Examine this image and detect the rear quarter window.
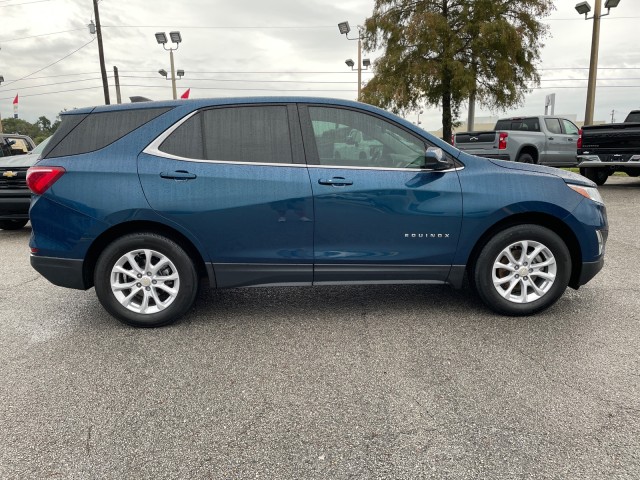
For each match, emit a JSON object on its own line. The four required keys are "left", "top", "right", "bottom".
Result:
{"left": 43, "top": 107, "right": 171, "bottom": 159}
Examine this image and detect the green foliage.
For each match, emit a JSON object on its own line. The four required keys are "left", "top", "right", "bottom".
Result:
{"left": 1, "top": 115, "right": 60, "bottom": 144}
{"left": 361, "top": 0, "right": 555, "bottom": 142}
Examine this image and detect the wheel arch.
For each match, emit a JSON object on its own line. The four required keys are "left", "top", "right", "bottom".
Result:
{"left": 516, "top": 145, "right": 539, "bottom": 163}
{"left": 466, "top": 212, "right": 583, "bottom": 289}
{"left": 82, "top": 220, "right": 211, "bottom": 289}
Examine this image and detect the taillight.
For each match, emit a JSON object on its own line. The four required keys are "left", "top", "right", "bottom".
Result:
{"left": 577, "top": 128, "right": 583, "bottom": 149}
{"left": 26, "top": 166, "right": 66, "bottom": 195}
{"left": 498, "top": 132, "right": 508, "bottom": 150}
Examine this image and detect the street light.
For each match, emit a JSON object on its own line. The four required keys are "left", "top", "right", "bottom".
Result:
{"left": 338, "top": 21, "right": 369, "bottom": 101}
{"left": 155, "top": 30, "right": 182, "bottom": 100}
{"left": 575, "top": 0, "right": 621, "bottom": 125}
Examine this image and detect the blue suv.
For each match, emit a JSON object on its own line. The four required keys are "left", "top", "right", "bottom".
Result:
{"left": 27, "top": 97, "right": 607, "bottom": 327}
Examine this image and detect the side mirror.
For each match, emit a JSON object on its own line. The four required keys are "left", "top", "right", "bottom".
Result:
{"left": 422, "top": 147, "right": 451, "bottom": 170}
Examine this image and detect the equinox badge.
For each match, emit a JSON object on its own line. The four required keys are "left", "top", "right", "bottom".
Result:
{"left": 405, "top": 233, "right": 450, "bottom": 238}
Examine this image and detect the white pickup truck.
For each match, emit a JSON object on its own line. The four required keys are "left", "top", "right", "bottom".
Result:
{"left": 453, "top": 116, "right": 580, "bottom": 167}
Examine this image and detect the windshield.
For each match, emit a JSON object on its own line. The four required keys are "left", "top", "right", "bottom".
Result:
{"left": 31, "top": 136, "right": 51, "bottom": 155}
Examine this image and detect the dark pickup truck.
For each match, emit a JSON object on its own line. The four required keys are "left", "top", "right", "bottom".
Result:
{"left": 577, "top": 110, "right": 640, "bottom": 185}
{"left": 0, "top": 133, "right": 39, "bottom": 230}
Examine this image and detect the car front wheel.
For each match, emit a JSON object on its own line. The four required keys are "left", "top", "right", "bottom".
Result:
{"left": 94, "top": 233, "right": 198, "bottom": 327}
{"left": 472, "top": 225, "right": 571, "bottom": 316}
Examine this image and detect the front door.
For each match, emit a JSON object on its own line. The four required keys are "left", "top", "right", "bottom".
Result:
{"left": 300, "top": 105, "right": 463, "bottom": 284}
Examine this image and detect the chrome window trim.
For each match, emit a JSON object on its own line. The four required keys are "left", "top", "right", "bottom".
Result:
{"left": 143, "top": 110, "right": 463, "bottom": 173}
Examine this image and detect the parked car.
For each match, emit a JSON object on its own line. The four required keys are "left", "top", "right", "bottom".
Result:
{"left": 453, "top": 115, "right": 580, "bottom": 167}
{"left": 1, "top": 133, "right": 35, "bottom": 157}
{"left": 0, "top": 134, "right": 40, "bottom": 230}
{"left": 577, "top": 110, "right": 640, "bottom": 185}
{"left": 27, "top": 98, "right": 607, "bottom": 327}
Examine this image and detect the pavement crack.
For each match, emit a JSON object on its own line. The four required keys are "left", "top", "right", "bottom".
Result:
{"left": 85, "top": 425, "right": 92, "bottom": 456}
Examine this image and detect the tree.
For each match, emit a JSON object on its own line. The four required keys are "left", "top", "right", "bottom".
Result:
{"left": 361, "top": 0, "right": 555, "bottom": 142}
{"left": 1, "top": 115, "right": 61, "bottom": 144}
{"left": 36, "top": 116, "right": 52, "bottom": 134}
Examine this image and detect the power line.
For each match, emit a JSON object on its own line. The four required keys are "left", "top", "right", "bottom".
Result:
{"left": 0, "top": 38, "right": 95, "bottom": 88}
{"left": 0, "top": 28, "right": 85, "bottom": 43}
{"left": 102, "top": 24, "right": 335, "bottom": 30}
{"left": 121, "top": 70, "right": 374, "bottom": 75}
{"left": 546, "top": 16, "right": 640, "bottom": 21}
{"left": 118, "top": 84, "right": 356, "bottom": 92}
{"left": 0, "top": 85, "right": 103, "bottom": 100}
{"left": 1, "top": 77, "right": 103, "bottom": 91}
{"left": 118, "top": 75, "right": 358, "bottom": 84}
{"left": 5, "top": 82, "right": 640, "bottom": 102}
{"left": 0, "top": 0, "right": 52, "bottom": 7}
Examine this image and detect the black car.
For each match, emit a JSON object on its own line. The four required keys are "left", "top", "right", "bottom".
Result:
{"left": 0, "top": 134, "right": 43, "bottom": 230}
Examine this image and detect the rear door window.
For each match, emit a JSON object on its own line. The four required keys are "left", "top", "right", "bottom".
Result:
{"left": 159, "top": 105, "right": 293, "bottom": 164}
{"left": 544, "top": 118, "right": 562, "bottom": 135}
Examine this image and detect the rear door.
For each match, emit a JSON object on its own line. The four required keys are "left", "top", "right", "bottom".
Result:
{"left": 139, "top": 104, "right": 314, "bottom": 288}
{"left": 559, "top": 119, "right": 579, "bottom": 165}
{"left": 542, "top": 118, "right": 565, "bottom": 165}
{"left": 300, "top": 105, "right": 463, "bottom": 284}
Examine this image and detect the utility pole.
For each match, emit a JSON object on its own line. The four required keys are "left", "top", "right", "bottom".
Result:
{"left": 584, "top": 0, "right": 601, "bottom": 126}
{"left": 93, "top": 0, "right": 110, "bottom": 105}
{"left": 113, "top": 66, "right": 122, "bottom": 104}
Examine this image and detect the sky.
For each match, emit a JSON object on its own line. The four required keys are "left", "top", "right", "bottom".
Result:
{"left": 1, "top": 0, "right": 639, "bottom": 132}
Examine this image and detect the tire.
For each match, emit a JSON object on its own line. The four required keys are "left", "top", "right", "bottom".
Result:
{"left": 516, "top": 152, "right": 535, "bottom": 164}
{"left": 472, "top": 225, "right": 571, "bottom": 316}
{"left": 581, "top": 167, "right": 609, "bottom": 186}
{"left": 0, "top": 219, "right": 28, "bottom": 230}
{"left": 94, "top": 233, "right": 198, "bottom": 327}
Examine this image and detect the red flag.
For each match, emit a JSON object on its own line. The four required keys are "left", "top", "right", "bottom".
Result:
{"left": 13, "top": 94, "right": 18, "bottom": 105}
{"left": 180, "top": 88, "right": 190, "bottom": 99}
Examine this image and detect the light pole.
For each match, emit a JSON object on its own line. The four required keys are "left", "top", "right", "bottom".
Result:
{"left": 575, "top": 0, "right": 621, "bottom": 125}
{"left": 155, "top": 31, "right": 182, "bottom": 100}
{"left": 338, "top": 21, "right": 370, "bottom": 101}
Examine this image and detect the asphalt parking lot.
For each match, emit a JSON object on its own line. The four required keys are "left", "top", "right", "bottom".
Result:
{"left": 1, "top": 176, "right": 639, "bottom": 479}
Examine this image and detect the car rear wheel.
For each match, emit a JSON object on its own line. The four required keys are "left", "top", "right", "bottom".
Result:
{"left": 580, "top": 167, "right": 609, "bottom": 186}
{"left": 472, "top": 225, "right": 571, "bottom": 316}
{"left": 0, "top": 219, "right": 28, "bottom": 230}
{"left": 516, "top": 153, "right": 535, "bottom": 164}
{"left": 94, "top": 233, "right": 198, "bottom": 327}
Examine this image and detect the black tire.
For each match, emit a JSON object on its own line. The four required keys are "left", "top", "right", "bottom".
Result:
{"left": 472, "top": 225, "right": 571, "bottom": 316}
{"left": 581, "top": 167, "right": 609, "bottom": 186}
{"left": 516, "top": 152, "right": 535, "bottom": 164}
{"left": 94, "top": 233, "right": 198, "bottom": 327}
{"left": 0, "top": 219, "right": 28, "bottom": 230}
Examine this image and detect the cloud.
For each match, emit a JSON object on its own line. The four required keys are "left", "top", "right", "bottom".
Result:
{"left": 1, "top": 0, "right": 638, "bottom": 129}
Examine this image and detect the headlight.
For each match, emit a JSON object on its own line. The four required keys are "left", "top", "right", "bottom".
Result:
{"left": 568, "top": 184, "right": 604, "bottom": 205}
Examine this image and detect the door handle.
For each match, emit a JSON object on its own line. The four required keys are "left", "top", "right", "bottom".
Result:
{"left": 567, "top": 138, "right": 575, "bottom": 142}
{"left": 160, "top": 170, "right": 197, "bottom": 180}
{"left": 548, "top": 137, "right": 554, "bottom": 140}
{"left": 318, "top": 177, "right": 353, "bottom": 186}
